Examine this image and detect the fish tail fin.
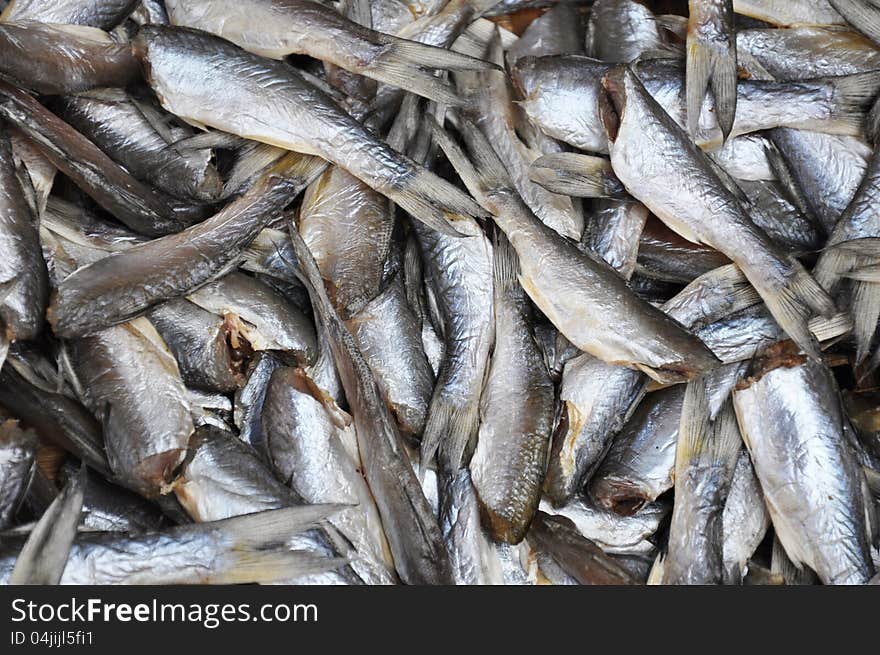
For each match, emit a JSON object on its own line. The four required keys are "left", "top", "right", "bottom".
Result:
{"left": 686, "top": 36, "right": 737, "bottom": 140}
{"left": 758, "top": 260, "right": 837, "bottom": 359}
{"left": 365, "top": 36, "right": 496, "bottom": 105}
{"left": 9, "top": 466, "right": 85, "bottom": 585}
{"left": 420, "top": 397, "right": 480, "bottom": 472}
{"left": 851, "top": 280, "right": 880, "bottom": 363}
{"left": 828, "top": 0, "right": 880, "bottom": 46}
{"left": 677, "top": 383, "right": 741, "bottom": 477}
{"left": 492, "top": 230, "right": 520, "bottom": 291}
{"left": 869, "top": 95, "right": 880, "bottom": 144}
{"left": 426, "top": 112, "right": 509, "bottom": 199}
{"left": 386, "top": 166, "right": 486, "bottom": 236}
{"left": 828, "top": 69, "right": 880, "bottom": 133}
{"left": 529, "top": 153, "right": 626, "bottom": 198}
{"left": 212, "top": 505, "right": 348, "bottom": 584}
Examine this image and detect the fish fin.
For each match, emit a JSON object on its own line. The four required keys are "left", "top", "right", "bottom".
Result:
{"left": 686, "top": 34, "right": 737, "bottom": 141}
{"left": 762, "top": 141, "right": 822, "bottom": 231}
{"left": 492, "top": 230, "right": 520, "bottom": 291}
{"left": 828, "top": 237, "right": 880, "bottom": 258}
{"left": 221, "top": 504, "right": 347, "bottom": 550}
{"left": 828, "top": 69, "right": 880, "bottom": 131}
{"left": 420, "top": 397, "right": 480, "bottom": 472}
{"left": 172, "top": 130, "right": 245, "bottom": 152}
{"left": 380, "top": 36, "right": 499, "bottom": 73}
{"left": 365, "top": 54, "right": 464, "bottom": 106}
{"left": 528, "top": 153, "right": 626, "bottom": 198}
{"left": 427, "top": 113, "right": 509, "bottom": 199}
{"left": 220, "top": 551, "right": 348, "bottom": 585}
{"left": 851, "top": 280, "right": 880, "bottom": 363}
{"left": 829, "top": 0, "right": 880, "bottom": 46}
{"left": 677, "top": 384, "right": 741, "bottom": 478}
{"left": 387, "top": 167, "right": 483, "bottom": 237}
{"left": 808, "top": 312, "right": 854, "bottom": 344}
{"left": 869, "top": 96, "right": 880, "bottom": 145}
{"left": 705, "top": 155, "right": 749, "bottom": 206}
{"left": 761, "top": 262, "right": 837, "bottom": 359}
{"left": 9, "top": 466, "right": 85, "bottom": 585}
{"left": 846, "top": 266, "right": 880, "bottom": 282}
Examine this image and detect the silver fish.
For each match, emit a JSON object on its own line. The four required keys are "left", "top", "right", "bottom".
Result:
{"left": 470, "top": 236, "right": 555, "bottom": 544}
{"left": 733, "top": 348, "right": 875, "bottom": 584}
{"left": 603, "top": 65, "right": 836, "bottom": 359}
{"left": 0, "top": 505, "right": 346, "bottom": 585}
{"left": 0, "top": 420, "right": 37, "bottom": 530}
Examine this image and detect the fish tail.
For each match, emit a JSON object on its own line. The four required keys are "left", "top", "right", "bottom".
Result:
{"left": 492, "top": 230, "right": 519, "bottom": 290}
{"left": 387, "top": 165, "right": 486, "bottom": 236}
{"left": 364, "top": 36, "right": 496, "bottom": 105}
{"left": 427, "top": 112, "right": 509, "bottom": 200}
{"left": 212, "top": 505, "right": 348, "bottom": 584}
{"left": 686, "top": 35, "right": 737, "bottom": 140}
{"left": 758, "top": 259, "right": 837, "bottom": 359}
{"left": 528, "top": 153, "right": 626, "bottom": 199}
{"left": 827, "top": 69, "right": 880, "bottom": 134}
{"left": 828, "top": 0, "right": 880, "bottom": 46}
{"left": 677, "top": 384, "right": 741, "bottom": 478}
{"left": 420, "top": 397, "right": 480, "bottom": 471}
{"left": 851, "top": 279, "right": 880, "bottom": 363}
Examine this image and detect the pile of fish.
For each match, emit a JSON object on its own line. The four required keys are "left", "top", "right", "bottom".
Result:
{"left": 0, "top": 0, "right": 879, "bottom": 586}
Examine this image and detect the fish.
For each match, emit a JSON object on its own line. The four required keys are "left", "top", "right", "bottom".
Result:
{"left": 830, "top": 0, "right": 880, "bottom": 46}
{"left": 527, "top": 512, "right": 638, "bottom": 585}
{"left": 66, "top": 317, "right": 194, "bottom": 498}
{"left": 0, "top": 420, "right": 37, "bottom": 530}
{"left": 732, "top": 0, "right": 845, "bottom": 27}
{"left": 470, "top": 235, "right": 555, "bottom": 544}
{"left": 813, "top": 150, "right": 880, "bottom": 364}
{"left": 147, "top": 298, "right": 244, "bottom": 394}
{"left": 0, "top": 127, "right": 48, "bottom": 346}
{"left": 186, "top": 272, "right": 317, "bottom": 363}
{"left": 0, "top": 363, "right": 109, "bottom": 478}
{"left": 737, "top": 26, "right": 880, "bottom": 80}
{"left": 513, "top": 55, "right": 879, "bottom": 154}
{"left": 768, "top": 129, "right": 869, "bottom": 235}
{"left": 540, "top": 497, "right": 668, "bottom": 556}
{"left": 261, "top": 365, "right": 398, "bottom": 584}
{"left": 47, "top": 153, "right": 325, "bottom": 338}
{"left": 414, "top": 212, "right": 494, "bottom": 469}
{"left": 439, "top": 465, "right": 505, "bottom": 584}
{"left": 544, "top": 263, "right": 755, "bottom": 506}
{"left": 345, "top": 270, "right": 435, "bottom": 437}
{"left": 0, "top": 505, "right": 346, "bottom": 585}
{"left": 163, "top": 0, "right": 496, "bottom": 105}
{"left": 602, "top": 65, "right": 836, "bottom": 359}
{"left": 662, "top": 386, "right": 741, "bottom": 584}
{"left": 0, "top": 0, "right": 139, "bottom": 29}
{"left": 174, "top": 425, "right": 361, "bottom": 585}
{"left": 430, "top": 114, "right": 720, "bottom": 384}
{"left": 687, "top": 0, "right": 737, "bottom": 141}
{"left": 636, "top": 218, "right": 731, "bottom": 283}
{"left": 462, "top": 27, "right": 584, "bottom": 239}
{"left": 0, "top": 21, "right": 139, "bottom": 95}
{"left": 586, "top": 0, "right": 671, "bottom": 64}
{"left": 289, "top": 224, "right": 455, "bottom": 584}
{"left": 0, "top": 82, "right": 209, "bottom": 237}
{"left": 9, "top": 468, "right": 84, "bottom": 585}
{"left": 59, "top": 90, "right": 222, "bottom": 203}
{"left": 733, "top": 345, "right": 876, "bottom": 584}
{"left": 721, "top": 448, "right": 770, "bottom": 584}
{"left": 504, "top": 1, "right": 584, "bottom": 63}
{"left": 132, "top": 26, "right": 485, "bottom": 236}
{"left": 589, "top": 386, "right": 685, "bottom": 516}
